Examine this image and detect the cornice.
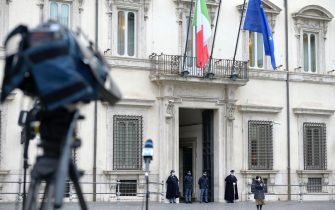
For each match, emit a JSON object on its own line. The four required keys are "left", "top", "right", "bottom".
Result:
{"left": 296, "top": 170, "right": 332, "bottom": 174}
{"left": 237, "top": 0, "right": 282, "bottom": 15}
{"left": 293, "top": 107, "right": 335, "bottom": 116}
{"left": 240, "top": 170, "right": 279, "bottom": 174}
{"left": 292, "top": 5, "right": 334, "bottom": 22}
{"left": 113, "top": 98, "right": 156, "bottom": 108}
{"left": 238, "top": 104, "right": 283, "bottom": 113}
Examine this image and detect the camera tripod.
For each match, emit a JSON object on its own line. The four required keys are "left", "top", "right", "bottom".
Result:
{"left": 21, "top": 106, "right": 88, "bottom": 210}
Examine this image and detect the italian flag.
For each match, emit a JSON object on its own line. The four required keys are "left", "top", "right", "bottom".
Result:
{"left": 193, "top": 0, "right": 211, "bottom": 68}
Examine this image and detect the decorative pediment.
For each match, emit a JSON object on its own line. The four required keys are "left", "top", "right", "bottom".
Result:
{"left": 238, "top": 104, "right": 283, "bottom": 113}
{"left": 293, "top": 107, "right": 335, "bottom": 116}
{"left": 292, "top": 5, "right": 334, "bottom": 22}
{"left": 106, "top": 0, "right": 151, "bottom": 19}
{"left": 173, "top": 0, "right": 219, "bottom": 25}
{"left": 237, "top": 0, "right": 281, "bottom": 15}
{"left": 237, "top": 0, "right": 281, "bottom": 31}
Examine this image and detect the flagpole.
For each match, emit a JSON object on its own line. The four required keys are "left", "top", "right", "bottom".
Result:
{"left": 182, "top": 0, "right": 194, "bottom": 75}
{"left": 231, "top": 0, "right": 247, "bottom": 79}
{"left": 207, "top": 0, "right": 222, "bottom": 77}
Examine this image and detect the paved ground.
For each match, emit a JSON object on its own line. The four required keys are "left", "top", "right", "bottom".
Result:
{"left": 1, "top": 201, "right": 335, "bottom": 210}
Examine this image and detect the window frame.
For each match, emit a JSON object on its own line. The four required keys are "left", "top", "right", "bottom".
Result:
{"left": 116, "top": 10, "right": 137, "bottom": 57}
{"left": 303, "top": 122, "right": 327, "bottom": 170}
{"left": 48, "top": 1, "right": 71, "bottom": 27}
{"left": 248, "top": 120, "right": 273, "bottom": 170}
{"left": 113, "top": 115, "right": 143, "bottom": 170}
{"left": 248, "top": 32, "right": 265, "bottom": 69}
{"left": 292, "top": 5, "right": 334, "bottom": 74}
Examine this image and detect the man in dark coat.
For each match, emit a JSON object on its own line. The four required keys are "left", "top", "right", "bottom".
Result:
{"left": 198, "top": 171, "right": 209, "bottom": 203}
{"left": 224, "top": 170, "right": 238, "bottom": 203}
{"left": 166, "top": 170, "right": 179, "bottom": 203}
{"left": 184, "top": 171, "right": 193, "bottom": 203}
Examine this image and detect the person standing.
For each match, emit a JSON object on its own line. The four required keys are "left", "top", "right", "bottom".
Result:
{"left": 253, "top": 176, "right": 265, "bottom": 210}
{"left": 166, "top": 170, "right": 179, "bottom": 203}
{"left": 198, "top": 171, "right": 209, "bottom": 203}
{"left": 184, "top": 171, "right": 193, "bottom": 203}
{"left": 224, "top": 170, "right": 238, "bottom": 203}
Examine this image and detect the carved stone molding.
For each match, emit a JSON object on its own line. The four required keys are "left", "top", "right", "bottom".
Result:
{"left": 36, "top": 0, "right": 44, "bottom": 9}
{"left": 166, "top": 100, "right": 175, "bottom": 119}
{"left": 237, "top": 0, "right": 281, "bottom": 32}
{"left": 78, "top": 0, "right": 84, "bottom": 13}
{"left": 226, "top": 103, "right": 236, "bottom": 121}
{"left": 293, "top": 107, "right": 335, "bottom": 116}
{"left": 238, "top": 104, "right": 283, "bottom": 113}
{"left": 106, "top": 0, "right": 151, "bottom": 20}
{"left": 173, "top": 0, "right": 219, "bottom": 26}
{"left": 113, "top": 98, "right": 155, "bottom": 108}
{"left": 292, "top": 5, "right": 334, "bottom": 39}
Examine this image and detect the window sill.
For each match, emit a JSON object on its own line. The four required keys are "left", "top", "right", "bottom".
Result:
{"left": 241, "top": 170, "right": 279, "bottom": 174}
{"left": 0, "top": 170, "right": 10, "bottom": 175}
{"left": 103, "top": 170, "right": 144, "bottom": 175}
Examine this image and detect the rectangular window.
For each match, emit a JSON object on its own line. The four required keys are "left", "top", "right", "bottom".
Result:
{"left": 249, "top": 32, "right": 264, "bottom": 69}
{"left": 49, "top": 1, "right": 70, "bottom": 27}
{"left": 307, "top": 178, "right": 322, "bottom": 193}
{"left": 117, "top": 180, "right": 137, "bottom": 196}
{"left": 117, "top": 10, "right": 136, "bottom": 57}
{"left": 248, "top": 121, "right": 273, "bottom": 170}
{"left": 303, "top": 123, "right": 327, "bottom": 170}
{"left": 303, "top": 33, "right": 318, "bottom": 73}
{"left": 113, "top": 115, "right": 142, "bottom": 170}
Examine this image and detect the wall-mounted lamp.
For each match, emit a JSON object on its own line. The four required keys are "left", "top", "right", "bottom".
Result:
{"left": 294, "top": 66, "right": 302, "bottom": 72}
{"left": 275, "top": 65, "right": 283, "bottom": 70}
{"left": 103, "top": 48, "right": 110, "bottom": 55}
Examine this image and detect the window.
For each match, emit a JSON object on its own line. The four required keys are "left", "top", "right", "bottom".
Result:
{"left": 117, "top": 180, "right": 137, "bottom": 196}
{"left": 307, "top": 178, "right": 322, "bottom": 193}
{"left": 249, "top": 32, "right": 264, "bottom": 68}
{"left": 49, "top": 1, "right": 70, "bottom": 27}
{"left": 303, "top": 33, "right": 317, "bottom": 73}
{"left": 303, "top": 123, "right": 327, "bottom": 170}
{"left": 248, "top": 121, "right": 273, "bottom": 170}
{"left": 117, "top": 11, "right": 136, "bottom": 57}
{"left": 292, "top": 5, "right": 333, "bottom": 74}
{"left": 113, "top": 115, "right": 142, "bottom": 170}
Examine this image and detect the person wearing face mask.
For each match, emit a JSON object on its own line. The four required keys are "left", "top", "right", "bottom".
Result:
{"left": 224, "top": 170, "right": 238, "bottom": 203}
{"left": 198, "top": 171, "right": 209, "bottom": 203}
{"left": 166, "top": 170, "right": 179, "bottom": 203}
{"left": 253, "top": 176, "right": 265, "bottom": 210}
{"left": 184, "top": 171, "right": 193, "bottom": 203}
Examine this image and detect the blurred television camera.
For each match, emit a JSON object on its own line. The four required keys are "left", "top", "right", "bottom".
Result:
{"left": 0, "top": 21, "right": 121, "bottom": 210}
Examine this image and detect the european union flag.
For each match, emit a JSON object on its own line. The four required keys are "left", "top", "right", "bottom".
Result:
{"left": 243, "top": 0, "right": 276, "bottom": 69}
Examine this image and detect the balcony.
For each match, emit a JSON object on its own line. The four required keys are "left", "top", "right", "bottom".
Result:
{"left": 149, "top": 53, "right": 249, "bottom": 85}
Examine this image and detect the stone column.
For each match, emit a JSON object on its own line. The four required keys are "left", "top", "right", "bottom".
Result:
{"left": 215, "top": 100, "right": 226, "bottom": 202}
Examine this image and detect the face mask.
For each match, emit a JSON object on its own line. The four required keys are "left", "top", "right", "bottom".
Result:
{"left": 172, "top": 173, "right": 175, "bottom": 176}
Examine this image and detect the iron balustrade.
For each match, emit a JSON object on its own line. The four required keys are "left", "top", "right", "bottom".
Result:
{"left": 1, "top": 180, "right": 335, "bottom": 202}
{"left": 149, "top": 53, "right": 248, "bottom": 80}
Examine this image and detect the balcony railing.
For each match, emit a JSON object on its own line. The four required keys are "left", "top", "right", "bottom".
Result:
{"left": 149, "top": 53, "right": 248, "bottom": 80}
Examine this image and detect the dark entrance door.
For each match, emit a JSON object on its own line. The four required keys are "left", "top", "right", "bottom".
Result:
{"left": 202, "top": 110, "right": 214, "bottom": 202}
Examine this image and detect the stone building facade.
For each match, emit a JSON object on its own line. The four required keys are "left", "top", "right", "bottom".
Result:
{"left": 0, "top": 0, "right": 335, "bottom": 202}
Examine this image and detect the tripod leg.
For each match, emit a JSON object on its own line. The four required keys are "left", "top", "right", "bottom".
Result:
{"left": 69, "top": 162, "right": 88, "bottom": 210}
{"left": 23, "top": 173, "right": 41, "bottom": 210}
{"left": 40, "top": 181, "right": 55, "bottom": 210}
